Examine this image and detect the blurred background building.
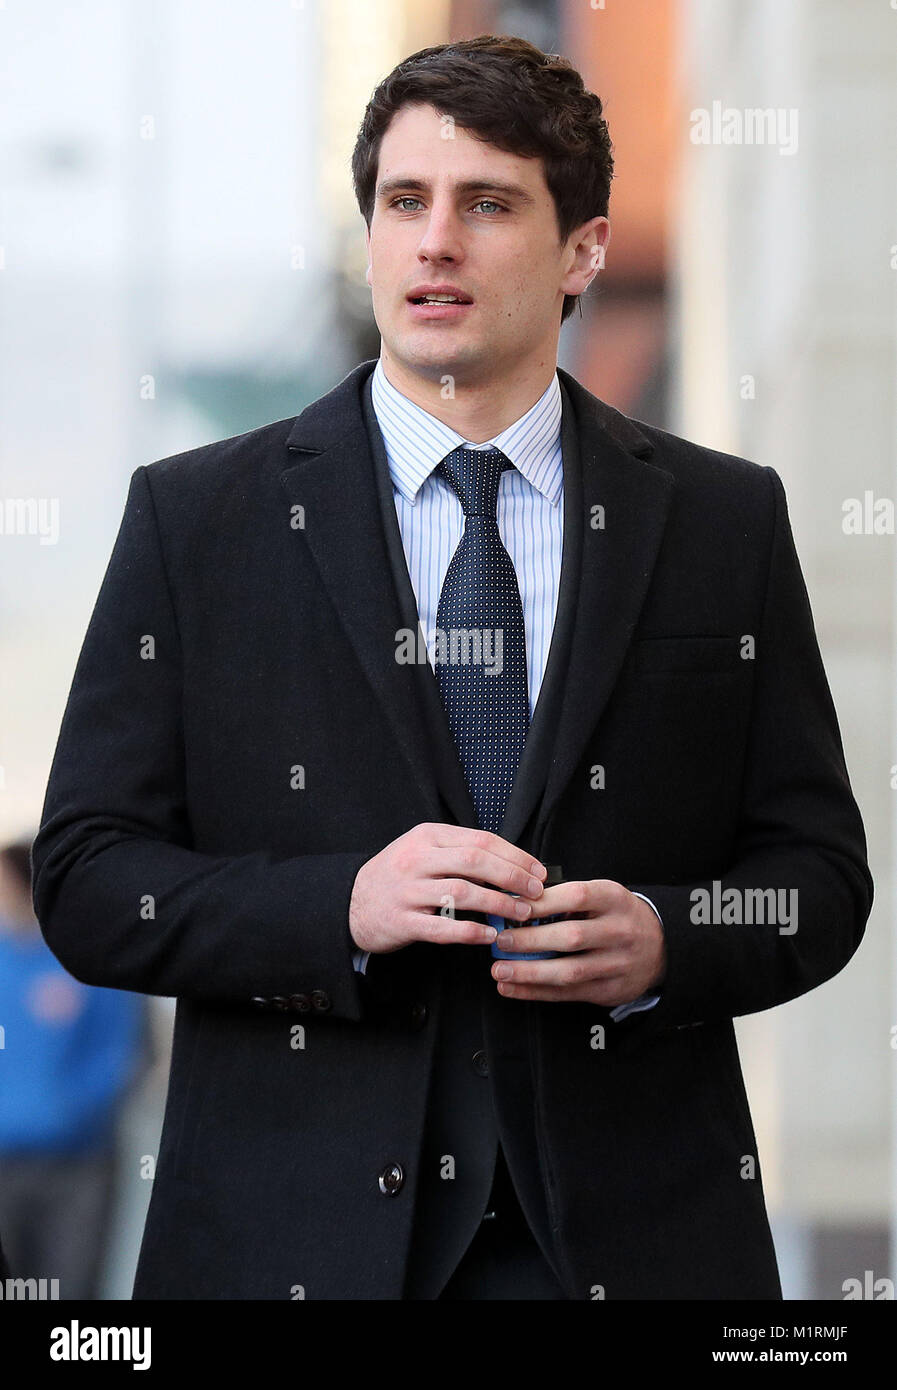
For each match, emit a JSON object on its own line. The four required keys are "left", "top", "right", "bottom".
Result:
{"left": 0, "top": 0, "right": 892, "bottom": 1298}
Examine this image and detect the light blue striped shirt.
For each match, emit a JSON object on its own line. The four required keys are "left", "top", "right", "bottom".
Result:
{"left": 370, "top": 356, "right": 564, "bottom": 719}
{"left": 353, "top": 357, "right": 660, "bottom": 1021}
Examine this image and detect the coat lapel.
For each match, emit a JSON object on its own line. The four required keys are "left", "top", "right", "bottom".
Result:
{"left": 279, "top": 362, "right": 451, "bottom": 822}
{"left": 358, "top": 373, "right": 484, "bottom": 829}
{"left": 279, "top": 359, "right": 675, "bottom": 847}
{"left": 528, "top": 369, "right": 675, "bottom": 837}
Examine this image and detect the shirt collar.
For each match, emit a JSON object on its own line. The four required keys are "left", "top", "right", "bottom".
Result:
{"left": 370, "top": 356, "right": 563, "bottom": 507}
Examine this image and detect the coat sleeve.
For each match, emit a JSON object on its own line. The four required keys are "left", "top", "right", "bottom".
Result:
{"left": 624, "top": 465, "right": 874, "bottom": 1031}
{"left": 31, "top": 465, "right": 373, "bottom": 1022}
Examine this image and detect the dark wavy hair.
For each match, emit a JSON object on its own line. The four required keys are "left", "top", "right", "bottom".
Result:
{"left": 351, "top": 34, "right": 614, "bottom": 324}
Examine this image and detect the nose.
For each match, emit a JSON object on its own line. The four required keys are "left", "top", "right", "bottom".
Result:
{"left": 416, "top": 199, "right": 465, "bottom": 264}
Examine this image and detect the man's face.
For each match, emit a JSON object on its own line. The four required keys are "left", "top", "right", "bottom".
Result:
{"left": 365, "top": 102, "right": 605, "bottom": 387}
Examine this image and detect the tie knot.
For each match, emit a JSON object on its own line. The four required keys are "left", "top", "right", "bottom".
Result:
{"left": 435, "top": 446, "right": 513, "bottom": 518}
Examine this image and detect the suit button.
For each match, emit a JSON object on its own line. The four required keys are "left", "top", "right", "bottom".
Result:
{"left": 289, "top": 993, "right": 311, "bottom": 1013}
{"left": 310, "top": 990, "right": 332, "bottom": 1013}
{"left": 378, "top": 1163, "right": 405, "bottom": 1196}
{"left": 409, "top": 1002, "right": 429, "bottom": 1030}
{"left": 270, "top": 996, "right": 290, "bottom": 1011}
{"left": 250, "top": 997, "right": 268, "bottom": 1009}
{"left": 471, "top": 1049, "right": 489, "bottom": 1077}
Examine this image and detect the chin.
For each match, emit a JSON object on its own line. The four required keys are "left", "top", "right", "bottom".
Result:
{"left": 394, "top": 335, "right": 484, "bottom": 378}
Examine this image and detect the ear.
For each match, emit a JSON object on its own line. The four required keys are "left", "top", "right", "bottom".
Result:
{"left": 560, "top": 216, "right": 611, "bottom": 298}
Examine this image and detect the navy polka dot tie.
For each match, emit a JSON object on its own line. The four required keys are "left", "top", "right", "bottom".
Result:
{"left": 433, "top": 446, "right": 530, "bottom": 834}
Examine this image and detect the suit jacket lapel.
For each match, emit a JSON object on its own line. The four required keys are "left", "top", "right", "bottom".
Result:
{"left": 279, "top": 362, "right": 450, "bottom": 823}
{"left": 359, "top": 372, "right": 480, "bottom": 829}
{"left": 279, "top": 359, "right": 675, "bottom": 848}
{"left": 531, "top": 369, "right": 675, "bottom": 836}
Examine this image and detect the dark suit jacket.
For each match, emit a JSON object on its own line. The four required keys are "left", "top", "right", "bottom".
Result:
{"left": 31, "top": 357, "right": 873, "bottom": 1299}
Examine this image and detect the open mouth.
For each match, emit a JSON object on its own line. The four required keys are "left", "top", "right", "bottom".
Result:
{"left": 407, "top": 292, "right": 473, "bottom": 306}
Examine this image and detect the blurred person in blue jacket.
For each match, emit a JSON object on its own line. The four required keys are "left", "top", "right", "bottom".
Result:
{"left": 0, "top": 838, "right": 148, "bottom": 1298}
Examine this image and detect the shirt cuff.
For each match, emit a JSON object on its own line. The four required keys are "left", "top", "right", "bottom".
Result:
{"left": 352, "top": 948, "right": 370, "bottom": 975}
{"left": 609, "top": 991, "right": 661, "bottom": 1021}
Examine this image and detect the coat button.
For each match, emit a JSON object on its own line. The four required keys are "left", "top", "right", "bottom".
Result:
{"left": 471, "top": 1049, "right": 489, "bottom": 1077}
{"left": 409, "top": 1002, "right": 429, "bottom": 1030}
{"left": 378, "top": 1163, "right": 405, "bottom": 1196}
{"left": 270, "top": 996, "right": 289, "bottom": 1011}
{"left": 289, "top": 993, "right": 311, "bottom": 1012}
{"left": 250, "top": 997, "right": 268, "bottom": 1009}
{"left": 310, "top": 990, "right": 332, "bottom": 1013}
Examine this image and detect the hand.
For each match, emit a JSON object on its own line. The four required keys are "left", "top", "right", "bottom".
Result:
{"left": 349, "top": 822, "right": 548, "bottom": 956}
{"left": 490, "top": 879, "right": 666, "bottom": 1008}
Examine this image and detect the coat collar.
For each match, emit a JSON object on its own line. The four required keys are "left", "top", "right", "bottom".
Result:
{"left": 284, "top": 358, "right": 656, "bottom": 461}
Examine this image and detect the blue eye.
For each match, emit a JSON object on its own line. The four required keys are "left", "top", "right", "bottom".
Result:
{"left": 388, "top": 197, "right": 507, "bottom": 215}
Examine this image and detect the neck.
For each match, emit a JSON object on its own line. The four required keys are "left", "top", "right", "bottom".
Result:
{"left": 379, "top": 349, "right": 556, "bottom": 443}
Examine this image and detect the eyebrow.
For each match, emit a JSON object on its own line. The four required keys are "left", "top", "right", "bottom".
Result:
{"left": 376, "top": 176, "right": 536, "bottom": 206}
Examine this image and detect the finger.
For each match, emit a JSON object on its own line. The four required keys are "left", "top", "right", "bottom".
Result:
{"left": 496, "top": 975, "right": 630, "bottom": 1005}
{"left": 491, "top": 952, "right": 630, "bottom": 986}
{"left": 493, "top": 918, "right": 603, "bottom": 954}
{"left": 409, "top": 912, "right": 499, "bottom": 947}
{"left": 524, "top": 878, "right": 629, "bottom": 921}
{"left": 415, "top": 875, "right": 539, "bottom": 923}
{"left": 425, "top": 825, "right": 547, "bottom": 883}
{"left": 422, "top": 846, "right": 547, "bottom": 902}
